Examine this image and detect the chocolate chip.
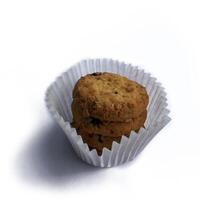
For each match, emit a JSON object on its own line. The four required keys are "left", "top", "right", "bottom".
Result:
{"left": 88, "top": 117, "right": 102, "bottom": 127}
{"left": 91, "top": 72, "right": 102, "bottom": 76}
{"left": 98, "top": 135, "right": 103, "bottom": 143}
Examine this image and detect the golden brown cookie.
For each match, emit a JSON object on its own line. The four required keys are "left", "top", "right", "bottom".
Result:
{"left": 71, "top": 100, "right": 147, "bottom": 136}
{"left": 73, "top": 72, "right": 148, "bottom": 121}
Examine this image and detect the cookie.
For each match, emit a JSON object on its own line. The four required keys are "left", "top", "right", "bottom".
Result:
{"left": 73, "top": 72, "right": 148, "bottom": 121}
{"left": 71, "top": 100, "right": 147, "bottom": 136}
{"left": 76, "top": 128, "right": 131, "bottom": 153}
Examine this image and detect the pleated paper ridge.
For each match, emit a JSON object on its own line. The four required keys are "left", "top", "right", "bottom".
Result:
{"left": 45, "top": 58, "right": 171, "bottom": 167}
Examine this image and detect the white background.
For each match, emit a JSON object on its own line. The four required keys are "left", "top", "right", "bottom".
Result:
{"left": 0, "top": 0, "right": 200, "bottom": 199}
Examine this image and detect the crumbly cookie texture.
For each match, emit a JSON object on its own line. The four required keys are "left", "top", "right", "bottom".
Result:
{"left": 71, "top": 72, "right": 149, "bottom": 154}
{"left": 71, "top": 100, "right": 146, "bottom": 136}
{"left": 73, "top": 72, "right": 148, "bottom": 121}
{"left": 76, "top": 128, "right": 131, "bottom": 154}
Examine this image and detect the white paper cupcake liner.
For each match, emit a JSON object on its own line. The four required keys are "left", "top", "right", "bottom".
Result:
{"left": 45, "top": 58, "right": 171, "bottom": 167}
